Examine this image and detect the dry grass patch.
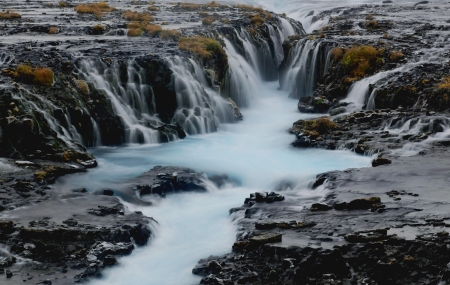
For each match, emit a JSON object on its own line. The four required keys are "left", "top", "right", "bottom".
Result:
{"left": 144, "top": 24, "right": 162, "bottom": 36}
{"left": 179, "top": 3, "right": 202, "bottom": 10}
{"left": 75, "top": 2, "right": 115, "bottom": 19}
{"left": 341, "top": 45, "right": 381, "bottom": 79}
{"left": 330, "top": 47, "right": 344, "bottom": 62}
{"left": 160, "top": 29, "right": 181, "bottom": 41}
{"left": 365, "top": 20, "right": 379, "bottom": 29}
{"left": 58, "top": 1, "right": 70, "bottom": 8}
{"left": 12, "top": 65, "right": 54, "bottom": 86}
{"left": 233, "top": 4, "right": 264, "bottom": 13}
{"left": 438, "top": 77, "right": 450, "bottom": 90}
{"left": 250, "top": 15, "right": 264, "bottom": 26}
{"left": 48, "top": 27, "right": 59, "bottom": 34}
{"left": 179, "top": 36, "right": 224, "bottom": 58}
{"left": 123, "top": 10, "right": 154, "bottom": 21}
{"left": 389, "top": 51, "right": 404, "bottom": 62}
{"left": 75, "top": 80, "right": 89, "bottom": 95}
{"left": 148, "top": 5, "right": 159, "bottom": 11}
{"left": 92, "top": 24, "right": 105, "bottom": 34}
{"left": 202, "top": 16, "right": 214, "bottom": 25}
{"left": 0, "top": 11, "right": 21, "bottom": 19}
{"left": 126, "top": 22, "right": 161, "bottom": 36}
{"left": 127, "top": 28, "right": 143, "bottom": 37}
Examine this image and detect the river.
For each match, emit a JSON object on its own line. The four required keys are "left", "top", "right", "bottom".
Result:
{"left": 53, "top": 0, "right": 389, "bottom": 284}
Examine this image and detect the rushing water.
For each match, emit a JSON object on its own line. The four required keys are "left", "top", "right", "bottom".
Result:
{"left": 59, "top": 81, "right": 371, "bottom": 285}
{"left": 52, "top": 0, "right": 395, "bottom": 284}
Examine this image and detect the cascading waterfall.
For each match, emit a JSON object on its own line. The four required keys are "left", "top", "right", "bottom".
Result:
{"left": 78, "top": 59, "right": 162, "bottom": 144}
{"left": 280, "top": 39, "right": 333, "bottom": 99}
{"left": 223, "top": 22, "right": 297, "bottom": 106}
{"left": 168, "top": 56, "right": 235, "bottom": 135}
{"left": 11, "top": 89, "right": 85, "bottom": 149}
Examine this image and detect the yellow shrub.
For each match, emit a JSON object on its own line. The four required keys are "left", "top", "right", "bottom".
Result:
{"left": 34, "top": 68, "right": 54, "bottom": 86}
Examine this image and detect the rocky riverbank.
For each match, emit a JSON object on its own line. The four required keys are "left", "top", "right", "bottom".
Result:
{"left": 191, "top": 2, "right": 450, "bottom": 285}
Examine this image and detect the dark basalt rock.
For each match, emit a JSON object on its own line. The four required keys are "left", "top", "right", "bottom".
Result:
{"left": 133, "top": 166, "right": 207, "bottom": 197}
{"left": 372, "top": 157, "right": 392, "bottom": 167}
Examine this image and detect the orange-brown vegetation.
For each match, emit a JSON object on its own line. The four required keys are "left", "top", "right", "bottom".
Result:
{"left": 48, "top": 27, "right": 59, "bottom": 34}
{"left": 0, "top": 11, "right": 21, "bottom": 19}
{"left": 75, "top": 2, "right": 115, "bottom": 19}
{"left": 123, "top": 10, "right": 154, "bottom": 21}
{"left": 160, "top": 29, "right": 181, "bottom": 41}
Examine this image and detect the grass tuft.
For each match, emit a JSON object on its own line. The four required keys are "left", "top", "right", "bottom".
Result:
{"left": 341, "top": 45, "right": 381, "bottom": 79}
{"left": 48, "top": 27, "right": 59, "bottom": 34}
{"left": 179, "top": 36, "right": 224, "bottom": 58}
{"left": 75, "top": 2, "right": 115, "bottom": 19}
{"left": 0, "top": 11, "right": 21, "bottom": 19}
{"left": 250, "top": 15, "right": 264, "bottom": 25}
{"left": 389, "top": 51, "right": 404, "bottom": 62}
{"left": 160, "top": 29, "right": 181, "bottom": 41}
{"left": 123, "top": 10, "right": 154, "bottom": 21}
{"left": 438, "top": 77, "right": 450, "bottom": 90}
{"left": 202, "top": 16, "right": 214, "bottom": 25}
{"left": 75, "top": 80, "right": 89, "bottom": 95}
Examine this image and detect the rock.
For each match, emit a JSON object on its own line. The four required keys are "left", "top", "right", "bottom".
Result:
{"left": 347, "top": 197, "right": 382, "bottom": 210}
{"left": 0, "top": 220, "right": 15, "bottom": 234}
{"left": 311, "top": 203, "right": 332, "bottom": 211}
{"left": 104, "top": 255, "right": 117, "bottom": 266}
{"left": 372, "top": 157, "right": 392, "bottom": 167}
{"left": 249, "top": 233, "right": 282, "bottom": 245}
{"left": 237, "top": 272, "right": 259, "bottom": 284}
{"left": 6, "top": 270, "right": 12, "bottom": 278}
{"left": 102, "top": 189, "right": 115, "bottom": 196}
{"left": 200, "top": 275, "right": 225, "bottom": 285}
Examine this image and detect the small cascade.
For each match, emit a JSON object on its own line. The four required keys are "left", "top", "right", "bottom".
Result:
{"left": 280, "top": 40, "right": 333, "bottom": 99}
{"left": 11, "top": 89, "right": 85, "bottom": 150}
{"left": 222, "top": 37, "right": 262, "bottom": 108}
{"left": 168, "top": 56, "right": 235, "bottom": 135}
{"left": 78, "top": 59, "right": 162, "bottom": 144}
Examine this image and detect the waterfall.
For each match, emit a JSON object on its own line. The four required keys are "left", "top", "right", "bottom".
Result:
{"left": 11, "top": 89, "right": 85, "bottom": 150}
{"left": 78, "top": 59, "right": 162, "bottom": 144}
{"left": 280, "top": 39, "right": 327, "bottom": 99}
{"left": 223, "top": 37, "right": 261, "bottom": 107}
{"left": 168, "top": 56, "right": 235, "bottom": 135}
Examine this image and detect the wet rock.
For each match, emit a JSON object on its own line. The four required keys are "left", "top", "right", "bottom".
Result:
{"left": 134, "top": 166, "right": 207, "bottom": 197}
{"left": 372, "top": 157, "right": 392, "bottom": 167}
{"left": 249, "top": 233, "right": 282, "bottom": 245}
{"left": 311, "top": 203, "right": 332, "bottom": 211}
{"left": 102, "top": 189, "right": 115, "bottom": 196}
{"left": 348, "top": 197, "right": 382, "bottom": 210}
